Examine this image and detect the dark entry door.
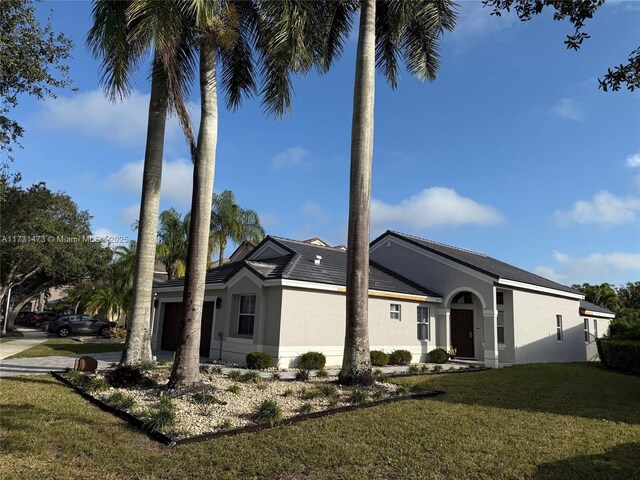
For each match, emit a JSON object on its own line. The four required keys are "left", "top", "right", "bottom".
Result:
{"left": 451, "top": 309, "right": 474, "bottom": 358}
{"left": 161, "top": 302, "right": 214, "bottom": 357}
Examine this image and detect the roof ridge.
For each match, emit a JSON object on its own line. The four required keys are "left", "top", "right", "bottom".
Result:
{"left": 271, "top": 236, "right": 342, "bottom": 251}
{"left": 391, "top": 230, "right": 487, "bottom": 257}
{"left": 281, "top": 252, "right": 301, "bottom": 279}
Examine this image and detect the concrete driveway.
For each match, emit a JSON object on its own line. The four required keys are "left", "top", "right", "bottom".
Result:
{"left": 0, "top": 351, "right": 123, "bottom": 377}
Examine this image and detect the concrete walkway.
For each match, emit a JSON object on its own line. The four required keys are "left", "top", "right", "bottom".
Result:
{"left": 0, "top": 351, "right": 123, "bottom": 377}
{"left": 0, "top": 328, "right": 49, "bottom": 360}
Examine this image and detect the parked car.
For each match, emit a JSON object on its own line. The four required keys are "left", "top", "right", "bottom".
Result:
{"left": 15, "top": 311, "right": 35, "bottom": 325}
{"left": 47, "top": 314, "right": 116, "bottom": 337}
{"left": 27, "top": 311, "right": 59, "bottom": 328}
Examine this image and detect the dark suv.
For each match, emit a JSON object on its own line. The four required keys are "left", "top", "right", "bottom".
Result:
{"left": 47, "top": 314, "right": 116, "bottom": 337}
{"left": 28, "top": 311, "right": 59, "bottom": 328}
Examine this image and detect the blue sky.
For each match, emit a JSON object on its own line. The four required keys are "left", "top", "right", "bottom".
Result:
{"left": 10, "top": 1, "right": 640, "bottom": 287}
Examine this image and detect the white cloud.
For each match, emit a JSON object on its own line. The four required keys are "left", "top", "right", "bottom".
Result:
{"left": 549, "top": 97, "right": 585, "bottom": 122}
{"left": 272, "top": 147, "right": 310, "bottom": 169}
{"left": 34, "top": 89, "right": 188, "bottom": 148}
{"left": 105, "top": 158, "right": 193, "bottom": 206}
{"left": 535, "top": 250, "right": 640, "bottom": 285}
{"left": 626, "top": 153, "right": 640, "bottom": 168}
{"left": 301, "top": 200, "right": 332, "bottom": 223}
{"left": 91, "top": 227, "right": 131, "bottom": 248}
{"left": 371, "top": 187, "right": 504, "bottom": 229}
{"left": 553, "top": 190, "right": 640, "bottom": 226}
{"left": 120, "top": 204, "right": 141, "bottom": 225}
{"left": 447, "top": 1, "right": 516, "bottom": 43}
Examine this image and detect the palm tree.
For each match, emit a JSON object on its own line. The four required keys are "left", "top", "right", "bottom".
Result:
{"left": 87, "top": 0, "right": 197, "bottom": 365}
{"left": 210, "top": 190, "right": 265, "bottom": 266}
{"left": 159, "top": 0, "right": 316, "bottom": 387}
{"left": 317, "top": 0, "right": 457, "bottom": 385}
{"left": 157, "top": 208, "right": 189, "bottom": 281}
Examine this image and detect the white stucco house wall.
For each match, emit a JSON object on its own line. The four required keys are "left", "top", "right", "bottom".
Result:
{"left": 151, "top": 232, "right": 614, "bottom": 368}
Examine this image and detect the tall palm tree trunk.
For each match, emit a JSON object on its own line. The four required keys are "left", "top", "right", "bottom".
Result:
{"left": 339, "top": 0, "right": 376, "bottom": 386}
{"left": 169, "top": 40, "right": 218, "bottom": 387}
{"left": 121, "top": 55, "right": 168, "bottom": 365}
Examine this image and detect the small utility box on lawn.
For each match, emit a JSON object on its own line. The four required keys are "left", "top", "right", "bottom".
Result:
{"left": 74, "top": 356, "right": 98, "bottom": 372}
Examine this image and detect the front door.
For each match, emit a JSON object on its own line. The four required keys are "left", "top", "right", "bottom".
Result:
{"left": 161, "top": 302, "right": 214, "bottom": 357}
{"left": 451, "top": 309, "right": 474, "bottom": 358}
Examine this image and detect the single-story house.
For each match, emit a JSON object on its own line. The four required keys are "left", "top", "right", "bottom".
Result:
{"left": 151, "top": 231, "right": 614, "bottom": 368}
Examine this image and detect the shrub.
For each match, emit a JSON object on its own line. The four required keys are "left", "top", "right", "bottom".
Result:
{"left": 298, "top": 387, "right": 318, "bottom": 400}
{"left": 348, "top": 389, "right": 368, "bottom": 405}
{"left": 144, "top": 397, "right": 176, "bottom": 431}
{"left": 271, "top": 372, "right": 281, "bottom": 381}
{"left": 315, "top": 368, "right": 328, "bottom": 378}
{"left": 298, "top": 402, "right": 314, "bottom": 414}
{"left": 370, "top": 350, "right": 389, "bottom": 367}
{"left": 299, "top": 352, "right": 326, "bottom": 370}
{"left": 295, "top": 369, "right": 310, "bottom": 381}
{"left": 371, "top": 390, "right": 385, "bottom": 400}
{"left": 239, "top": 371, "right": 262, "bottom": 384}
{"left": 226, "top": 385, "right": 241, "bottom": 395}
{"left": 597, "top": 339, "right": 640, "bottom": 375}
{"left": 85, "top": 376, "right": 109, "bottom": 393}
{"left": 106, "top": 365, "right": 143, "bottom": 388}
{"left": 428, "top": 348, "right": 449, "bottom": 364}
{"left": 388, "top": 350, "right": 412, "bottom": 366}
{"left": 420, "top": 364, "right": 430, "bottom": 374}
{"left": 433, "top": 365, "right": 443, "bottom": 373}
{"left": 103, "top": 326, "right": 127, "bottom": 339}
{"left": 251, "top": 399, "right": 283, "bottom": 426}
{"left": 107, "top": 392, "right": 136, "bottom": 410}
{"left": 395, "top": 385, "right": 408, "bottom": 395}
{"left": 246, "top": 351, "right": 273, "bottom": 370}
{"left": 282, "top": 388, "right": 294, "bottom": 397}
{"left": 314, "top": 384, "right": 338, "bottom": 398}
{"left": 227, "top": 370, "right": 242, "bottom": 381}
{"left": 139, "top": 361, "right": 157, "bottom": 372}
{"left": 193, "top": 390, "right": 225, "bottom": 415}
{"left": 327, "top": 396, "right": 339, "bottom": 407}
{"left": 408, "top": 364, "right": 420, "bottom": 374}
{"left": 218, "top": 419, "right": 233, "bottom": 430}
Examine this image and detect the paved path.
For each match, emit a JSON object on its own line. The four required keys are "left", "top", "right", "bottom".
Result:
{"left": 0, "top": 351, "right": 124, "bottom": 377}
{"left": 0, "top": 328, "right": 49, "bottom": 360}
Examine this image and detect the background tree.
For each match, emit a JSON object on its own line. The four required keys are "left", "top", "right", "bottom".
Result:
{"left": 483, "top": 0, "right": 639, "bottom": 92}
{"left": 318, "top": 0, "right": 456, "bottom": 385}
{"left": 210, "top": 190, "right": 265, "bottom": 266}
{"left": 0, "top": 182, "right": 111, "bottom": 330}
{"left": 88, "top": 0, "right": 197, "bottom": 365}
{"left": 0, "top": 0, "right": 73, "bottom": 180}
{"left": 156, "top": 208, "right": 189, "bottom": 280}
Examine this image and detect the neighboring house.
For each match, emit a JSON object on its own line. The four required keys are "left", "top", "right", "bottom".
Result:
{"left": 151, "top": 232, "right": 614, "bottom": 368}
{"left": 580, "top": 300, "right": 615, "bottom": 361}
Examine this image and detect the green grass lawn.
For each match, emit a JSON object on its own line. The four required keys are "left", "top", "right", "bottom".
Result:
{"left": 1, "top": 363, "right": 638, "bottom": 480}
{"left": 6, "top": 338, "right": 124, "bottom": 359}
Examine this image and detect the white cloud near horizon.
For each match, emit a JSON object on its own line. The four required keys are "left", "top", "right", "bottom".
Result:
{"left": 272, "top": 147, "right": 310, "bottom": 169}
{"left": 626, "top": 153, "right": 640, "bottom": 168}
{"left": 447, "top": 1, "right": 517, "bottom": 43}
{"left": 105, "top": 158, "right": 193, "bottom": 207}
{"left": 549, "top": 97, "right": 585, "bottom": 122}
{"left": 34, "top": 89, "right": 190, "bottom": 148}
{"left": 535, "top": 250, "right": 640, "bottom": 285}
{"left": 371, "top": 187, "right": 504, "bottom": 229}
{"left": 91, "top": 227, "right": 130, "bottom": 248}
{"left": 553, "top": 190, "right": 640, "bottom": 226}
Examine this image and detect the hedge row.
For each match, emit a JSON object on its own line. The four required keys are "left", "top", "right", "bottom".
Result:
{"left": 596, "top": 339, "right": 640, "bottom": 375}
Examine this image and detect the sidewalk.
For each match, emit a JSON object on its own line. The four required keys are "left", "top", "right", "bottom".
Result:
{"left": 0, "top": 351, "right": 122, "bottom": 377}
{"left": 0, "top": 328, "right": 49, "bottom": 360}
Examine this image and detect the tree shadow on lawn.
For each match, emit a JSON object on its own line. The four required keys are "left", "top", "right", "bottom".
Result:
{"left": 533, "top": 442, "right": 640, "bottom": 479}
{"left": 410, "top": 363, "right": 640, "bottom": 425}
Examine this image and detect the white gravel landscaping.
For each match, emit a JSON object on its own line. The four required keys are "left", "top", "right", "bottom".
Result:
{"left": 60, "top": 362, "right": 471, "bottom": 440}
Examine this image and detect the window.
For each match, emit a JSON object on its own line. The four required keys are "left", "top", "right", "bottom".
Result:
{"left": 594, "top": 319, "right": 598, "bottom": 339}
{"left": 390, "top": 304, "right": 401, "bottom": 320}
{"left": 497, "top": 311, "right": 505, "bottom": 344}
{"left": 237, "top": 295, "right": 256, "bottom": 336}
{"left": 452, "top": 292, "right": 473, "bottom": 304}
{"left": 417, "top": 307, "right": 429, "bottom": 340}
{"left": 497, "top": 292, "right": 504, "bottom": 305}
{"left": 556, "top": 315, "right": 563, "bottom": 341}
{"left": 584, "top": 318, "right": 590, "bottom": 343}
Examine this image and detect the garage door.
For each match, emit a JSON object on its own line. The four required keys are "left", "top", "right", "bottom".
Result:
{"left": 161, "top": 302, "right": 214, "bottom": 357}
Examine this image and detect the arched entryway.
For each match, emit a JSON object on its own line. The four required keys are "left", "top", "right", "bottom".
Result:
{"left": 447, "top": 289, "right": 487, "bottom": 359}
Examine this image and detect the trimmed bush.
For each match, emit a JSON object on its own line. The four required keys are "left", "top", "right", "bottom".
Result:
{"left": 239, "top": 371, "right": 262, "bottom": 384}
{"left": 388, "top": 349, "right": 412, "bottom": 366}
{"left": 428, "top": 348, "right": 449, "bottom": 364}
{"left": 144, "top": 397, "right": 176, "bottom": 431}
{"left": 299, "top": 351, "right": 326, "bottom": 370}
{"left": 251, "top": 399, "right": 283, "bottom": 426}
{"left": 106, "top": 365, "right": 143, "bottom": 388}
{"left": 295, "top": 369, "right": 310, "bottom": 381}
{"left": 246, "top": 351, "right": 273, "bottom": 370}
{"left": 370, "top": 350, "right": 389, "bottom": 367}
{"left": 597, "top": 339, "right": 640, "bottom": 375}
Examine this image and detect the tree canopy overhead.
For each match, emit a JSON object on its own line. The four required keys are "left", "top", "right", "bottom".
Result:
{"left": 0, "top": 0, "right": 74, "bottom": 166}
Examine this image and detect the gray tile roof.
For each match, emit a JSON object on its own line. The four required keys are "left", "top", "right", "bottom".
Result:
{"left": 579, "top": 300, "right": 615, "bottom": 315}
{"left": 378, "top": 231, "right": 580, "bottom": 296}
{"left": 156, "top": 236, "right": 442, "bottom": 298}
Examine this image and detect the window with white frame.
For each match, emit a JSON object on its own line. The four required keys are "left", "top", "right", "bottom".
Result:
{"left": 237, "top": 295, "right": 256, "bottom": 336}
{"left": 390, "top": 304, "right": 401, "bottom": 320}
{"left": 594, "top": 319, "right": 598, "bottom": 339}
{"left": 556, "top": 315, "right": 563, "bottom": 341}
{"left": 584, "top": 318, "right": 590, "bottom": 343}
{"left": 417, "top": 306, "right": 429, "bottom": 340}
{"left": 497, "top": 311, "right": 505, "bottom": 344}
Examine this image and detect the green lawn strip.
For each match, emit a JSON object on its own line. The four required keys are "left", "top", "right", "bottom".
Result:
{"left": 0, "top": 364, "right": 639, "bottom": 480}
{"left": 5, "top": 339, "right": 124, "bottom": 359}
